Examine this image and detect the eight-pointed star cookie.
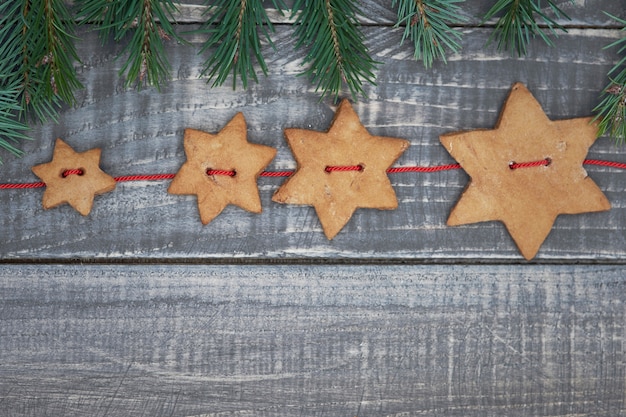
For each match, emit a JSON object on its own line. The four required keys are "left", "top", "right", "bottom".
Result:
{"left": 168, "top": 113, "right": 276, "bottom": 225}
{"left": 272, "top": 99, "right": 410, "bottom": 239}
{"left": 32, "top": 138, "right": 116, "bottom": 216}
{"left": 440, "top": 82, "right": 611, "bottom": 260}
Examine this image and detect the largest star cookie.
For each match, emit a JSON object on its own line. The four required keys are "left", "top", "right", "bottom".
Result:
{"left": 32, "top": 138, "right": 116, "bottom": 216}
{"left": 272, "top": 99, "right": 409, "bottom": 239}
{"left": 168, "top": 113, "right": 276, "bottom": 225}
{"left": 440, "top": 82, "right": 611, "bottom": 260}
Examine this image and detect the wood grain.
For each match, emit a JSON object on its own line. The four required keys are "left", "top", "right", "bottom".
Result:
{"left": 1, "top": 264, "right": 625, "bottom": 416}
{"left": 1, "top": 3, "right": 625, "bottom": 415}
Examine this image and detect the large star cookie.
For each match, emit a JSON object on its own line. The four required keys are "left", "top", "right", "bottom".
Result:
{"left": 440, "top": 82, "right": 611, "bottom": 260}
{"left": 272, "top": 99, "right": 409, "bottom": 239}
{"left": 32, "top": 138, "right": 116, "bottom": 216}
{"left": 168, "top": 113, "right": 276, "bottom": 225}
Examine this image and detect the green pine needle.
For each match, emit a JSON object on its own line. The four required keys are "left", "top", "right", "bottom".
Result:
{"left": 292, "top": 0, "right": 379, "bottom": 101}
{"left": 0, "top": 86, "right": 30, "bottom": 161}
{"left": 594, "top": 13, "right": 626, "bottom": 145}
{"left": 197, "top": 0, "right": 286, "bottom": 89}
{"left": 0, "top": 0, "right": 83, "bottom": 162}
{"left": 42, "top": 0, "right": 83, "bottom": 107}
{"left": 0, "top": 0, "right": 82, "bottom": 124}
{"left": 0, "top": 2, "right": 29, "bottom": 159}
{"left": 23, "top": 0, "right": 82, "bottom": 120}
{"left": 483, "top": 0, "right": 572, "bottom": 56}
{"left": 393, "top": 0, "right": 465, "bottom": 68}
{"left": 77, "top": 0, "right": 181, "bottom": 90}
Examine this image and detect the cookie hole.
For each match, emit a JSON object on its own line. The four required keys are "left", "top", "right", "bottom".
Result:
{"left": 544, "top": 157, "right": 552, "bottom": 166}
{"left": 62, "top": 168, "right": 85, "bottom": 177}
{"left": 206, "top": 168, "right": 236, "bottom": 177}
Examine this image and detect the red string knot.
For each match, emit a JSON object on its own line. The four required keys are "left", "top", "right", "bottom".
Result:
{"left": 509, "top": 157, "right": 551, "bottom": 170}
{"left": 325, "top": 164, "right": 364, "bottom": 173}
{"left": 62, "top": 168, "right": 85, "bottom": 177}
{"left": 206, "top": 168, "right": 236, "bottom": 177}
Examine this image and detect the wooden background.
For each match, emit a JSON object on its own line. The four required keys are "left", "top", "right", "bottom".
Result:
{"left": 1, "top": 1, "right": 625, "bottom": 415}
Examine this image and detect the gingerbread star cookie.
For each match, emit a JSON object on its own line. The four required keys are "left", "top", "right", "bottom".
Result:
{"left": 440, "top": 82, "right": 611, "bottom": 260}
{"left": 31, "top": 138, "right": 116, "bottom": 216}
{"left": 168, "top": 113, "right": 276, "bottom": 225}
{"left": 272, "top": 99, "right": 410, "bottom": 239}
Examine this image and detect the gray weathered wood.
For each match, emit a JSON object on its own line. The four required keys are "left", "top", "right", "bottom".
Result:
{"left": 1, "top": 264, "right": 625, "bottom": 416}
{"left": 1, "top": 3, "right": 626, "bottom": 415}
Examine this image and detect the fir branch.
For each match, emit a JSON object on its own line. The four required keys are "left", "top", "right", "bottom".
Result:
{"left": 0, "top": 86, "right": 29, "bottom": 160}
{"left": 77, "top": 0, "right": 181, "bottom": 90}
{"left": 197, "top": 0, "right": 285, "bottom": 89}
{"left": 292, "top": 0, "right": 379, "bottom": 100}
{"left": 0, "top": 0, "right": 85, "bottom": 161}
{"left": 0, "top": 0, "right": 82, "bottom": 123}
{"left": 393, "top": 0, "right": 465, "bottom": 68}
{"left": 0, "top": 2, "right": 29, "bottom": 158}
{"left": 483, "top": 0, "right": 572, "bottom": 56}
{"left": 42, "top": 0, "right": 83, "bottom": 107}
{"left": 594, "top": 13, "right": 626, "bottom": 144}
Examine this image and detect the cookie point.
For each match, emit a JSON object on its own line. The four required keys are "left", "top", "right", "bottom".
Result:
{"left": 510, "top": 82, "right": 531, "bottom": 95}
{"left": 337, "top": 98, "right": 353, "bottom": 111}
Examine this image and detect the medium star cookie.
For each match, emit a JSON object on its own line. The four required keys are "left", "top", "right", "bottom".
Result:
{"left": 168, "top": 113, "right": 276, "bottom": 225}
{"left": 272, "top": 99, "right": 410, "bottom": 239}
{"left": 32, "top": 138, "right": 116, "bottom": 216}
{"left": 440, "top": 82, "right": 611, "bottom": 260}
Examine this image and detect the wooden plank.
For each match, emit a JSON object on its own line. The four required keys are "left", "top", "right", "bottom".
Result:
{"left": 0, "top": 25, "right": 624, "bottom": 261}
{"left": 1, "top": 263, "right": 625, "bottom": 416}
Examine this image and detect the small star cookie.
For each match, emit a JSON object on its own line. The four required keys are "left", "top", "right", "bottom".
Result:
{"left": 32, "top": 138, "right": 116, "bottom": 216}
{"left": 168, "top": 113, "right": 276, "bottom": 225}
{"left": 440, "top": 82, "right": 611, "bottom": 260}
{"left": 272, "top": 99, "right": 409, "bottom": 239}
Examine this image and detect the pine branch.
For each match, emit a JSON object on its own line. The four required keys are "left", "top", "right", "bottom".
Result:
{"left": 41, "top": 0, "right": 83, "bottom": 107}
{"left": 0, "top": 86, "right": 30, "bottom": 161}
{"left": 483, "top": 0, "right": 572, "bottom": 56}
{"left": 196, "top": 0, "right": 285, "bottom": 89}
{"left": 0, "top": 2, "right": 29, "bottom": 160}
{"left": 77, "top": 0, "right": 181, "bottom": 90}
{"left": 393, "top": 0, "right": 465, "bottom": 68}
{"left": 0, "top": 0, "right": 82, "bottom": 123}
{"left": 594, "top": 13, "right": 626, "bottom": 145}
{"left": 292, "top": 0, "right": 379, "bottom": 100}
{"left": 0, "top": 0, "right": 83, "bottom": 162}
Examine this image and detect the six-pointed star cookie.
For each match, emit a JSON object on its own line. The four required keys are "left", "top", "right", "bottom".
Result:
{"left": 32, "top": 138, "right": 116, "bottom": 216}
{"left": 168, "top": 113, "right": 276, "bottom": 225}
{"left": 440, "top": 82, "right": 611, "bottom": 260}
{"left": 272, "top": 99, "right": 409, "bottom": 239}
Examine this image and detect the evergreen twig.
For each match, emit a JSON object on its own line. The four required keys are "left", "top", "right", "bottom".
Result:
{"left": 393, "top": 0, "right": 465, "bottom": 68}
{"left": 482, "top": 0, "right": 572, "bottom": 56}
{"left": 6, "top": 0, "right": 82, "bottom": 122}
{"left": 197, "top": 0, "right": 286, "bottom": 89}
{"left": 0, "top": 0, "right": 82, "bottom": 162}
{"left": 77, "top": 0, "right": 181, "bottom": 90}
{"left": 0, "top": 2, "right": 29, "bottom": 160}
{"left": 0, "top": 86, "right": 29, "bottom": 160}
{"left": 594, "top": 13, "right": 626, "bottom": 145}
{"left": 292, "top": 0, "right": 379, "bottom": 100}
